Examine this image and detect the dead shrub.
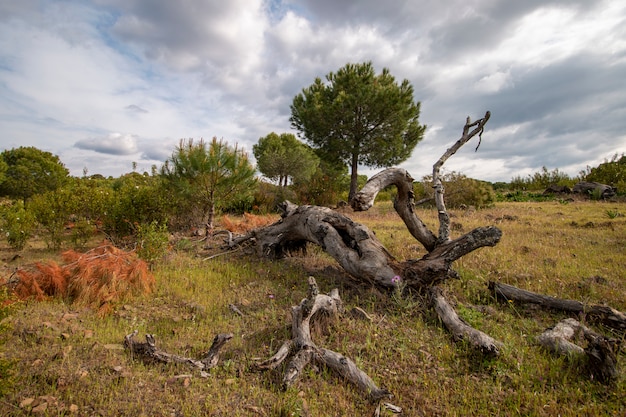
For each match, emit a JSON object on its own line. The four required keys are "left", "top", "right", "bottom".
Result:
{"left": 220, "top": 213, "right": 277, "bottom": 234}
{"left": 12, "top": 244, "right": 155, "bottom": 315}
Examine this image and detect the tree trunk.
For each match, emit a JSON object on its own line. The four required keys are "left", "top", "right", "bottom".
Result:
{"left": 537, "top": 318, "right": 620, "bottom": 383}
{"left": 348, "top": 150, "right": 360, "bottom": 203}
{"left": 205, "top": 203, "right": 216, "bottom": 236}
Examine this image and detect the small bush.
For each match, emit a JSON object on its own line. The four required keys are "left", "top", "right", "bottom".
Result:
{"left": 70, "top": 218, "right": 97, "bottom": 248}
{"left": 136, "top": 220, "right": 170, "bottom": 265}
{"left": 605, "top": 209, "right": 623, "bottom": 219}
{"left": 28, "top": 189, "right": 73, "bottom": 249}
{"left": 416, "top": 171, "right": 495, "bottom": 209}
{"left": 0, "top": 201, "right": 36, "bottom": 250}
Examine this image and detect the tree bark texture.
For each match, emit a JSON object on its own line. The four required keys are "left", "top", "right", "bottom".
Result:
{"left": 430, "top": 286, "right": 501, "bottom": 355}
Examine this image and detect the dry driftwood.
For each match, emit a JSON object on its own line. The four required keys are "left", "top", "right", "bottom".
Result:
{"left": 489, "top": 282, "right": 626, "bottom": 332}
{"left": 124, "top": 331, "right": 233, "bottom": 372}
{"left": 235, "top": 112, "right": 503, "bottom": 356}
{"left": 538, "top": 318, "right": 620, "bottom": 383}
{"left": 430, "top": 286, "right": 501, "bottom": 355}
{"left": 255, "top": 276, "right": 394, "bottom": 403}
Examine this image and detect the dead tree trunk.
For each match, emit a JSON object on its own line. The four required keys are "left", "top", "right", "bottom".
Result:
{"left": 489, "top": 282, "right": 626, "bottom": 332}
{"left": 234, "top": 112, "right": 502, "bottom": 355}
{"left": 243, "top": 114, "right": 498, "bottom": 292}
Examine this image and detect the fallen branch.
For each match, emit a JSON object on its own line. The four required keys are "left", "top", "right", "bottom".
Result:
{"left": 538, "top": 318, "right": 620, "bottom": 383}
{"left": 256, "top": 277, "right": 393, "bottom": 402}
{"left": 124, "top": 331, "right": 233, "bottom": 372}
{"left": 430, "top": 286, "right": 501, "bottom": 356}
{"left": 489, "top": 282, "right": 626, "bottom": 332}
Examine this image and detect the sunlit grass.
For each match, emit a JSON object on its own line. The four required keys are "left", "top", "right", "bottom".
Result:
{"left": 0, "top": 200, "right": 625, "bottom": 416}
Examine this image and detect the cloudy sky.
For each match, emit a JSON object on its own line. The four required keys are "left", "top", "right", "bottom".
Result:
{"left": 1, "top": 0, "right": 625, "bottom": 182}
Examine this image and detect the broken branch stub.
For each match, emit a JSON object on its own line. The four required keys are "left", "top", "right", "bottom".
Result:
{"left": 538, "top": 318, "right": 620, "bottom": 383}
{"left": 430, "top": 286, "right": 501, "bottom": 355}
{"left": 124, "top": 331, "right": 233, "bottom": 372}
{"left": 432, "top": 111, "right": 491, "bottom": 245}
{"left": 256, "top": 277, "right": 391, "bottom": 401}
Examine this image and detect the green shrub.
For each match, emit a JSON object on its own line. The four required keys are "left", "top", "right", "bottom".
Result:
{"left": 581, "top": 153, "right": 626, "bottom": 192}
{"left": 70, "top": 218, "right": 97, "bottom": 248}
{"left": 416, "top": 171, "right": 495, "bottom": 209}
{"left": 253, "top": 181, "right": 296, "bottom": 213}
{"left": 510, "top": 166, "right": 574, "bottom": 191}
{"left": 136, "top": 220, "right": 170, "bottom": 265}
{"left": 104, "top": 173, "right": 171, "bottom": 240}
{"left": 28, "top": 189, "right": 73, "bottom": 249}
{"left": 0, "top": 201, "right": 36, "bottom": 250}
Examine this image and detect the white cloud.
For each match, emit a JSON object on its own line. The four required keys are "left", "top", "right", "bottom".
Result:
{"left": 0, "top": 0, "right": 624, "bottom": 182}
{"left": 75, "top": 133, "right": 139, "bottom": 155}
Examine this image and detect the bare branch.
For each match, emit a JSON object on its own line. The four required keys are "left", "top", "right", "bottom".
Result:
{"left": 490, "top": 282, "right": 626, "bottom": 332}
{"left": 352, "top": 167, "right": 437, "bottom": 251}
{"left": 124, "top": 331, "right": 233, "bottom": 371}
{"left": 256, "top": 278, "right": 390, "bottom": 401}
{"left": 432, "top": 111, "right": 491, "bottom": 244}
{"left": 430, "top": 286, "right": 501, "bottom": 355}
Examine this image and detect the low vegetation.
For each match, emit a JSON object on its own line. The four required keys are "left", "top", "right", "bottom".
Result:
{"left": 1, "top": 200, "right": 624, "bottom": 416}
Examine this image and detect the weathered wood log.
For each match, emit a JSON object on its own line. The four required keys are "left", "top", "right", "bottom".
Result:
{"left": 124, "top": 331, "right": 233, "bottom": 372}
{"left": 240, "top": 201, "right": 501, "bottom": 291}
{"left": 537, "top": 318, "right": 586, "bottom": 356}
{"left": 256, "top": 277, "right": 393, "bottom": 402}
{"left": 538, "top": 318, "right": 620, "bottom": 383}
{"left": 241, "top": 203, "right": 400, "bottom": 288}
{"left": 572, "top": 181, "right": 616, "bottom": 198}
{"left": 489, "top": 282, "right": 626, "bottom": 332}
{"left": 430, "top": 286, "right": 501, "bottom": 356}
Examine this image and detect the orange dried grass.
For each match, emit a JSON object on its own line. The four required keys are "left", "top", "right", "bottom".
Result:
{"left": 220, "top": 212, "right": 277, "bottom": 234}
{"left": 13, "top": 244, "right": 155, "bottom": 315}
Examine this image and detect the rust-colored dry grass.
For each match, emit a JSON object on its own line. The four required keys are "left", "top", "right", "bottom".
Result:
{"left": 219, "top": 212, "right": 278, "bottom": 234}
{"left": 11, "top": 244, "right": 154, "bottom": 315}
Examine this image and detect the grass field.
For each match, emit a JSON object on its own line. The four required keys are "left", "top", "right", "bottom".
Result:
{"left": 0, "top": 200, "right": 625, "bottom": 416}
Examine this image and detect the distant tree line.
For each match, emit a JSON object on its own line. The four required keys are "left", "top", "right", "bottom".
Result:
{"left": 1, "top": 62, "right": 624, "bottom": 255}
